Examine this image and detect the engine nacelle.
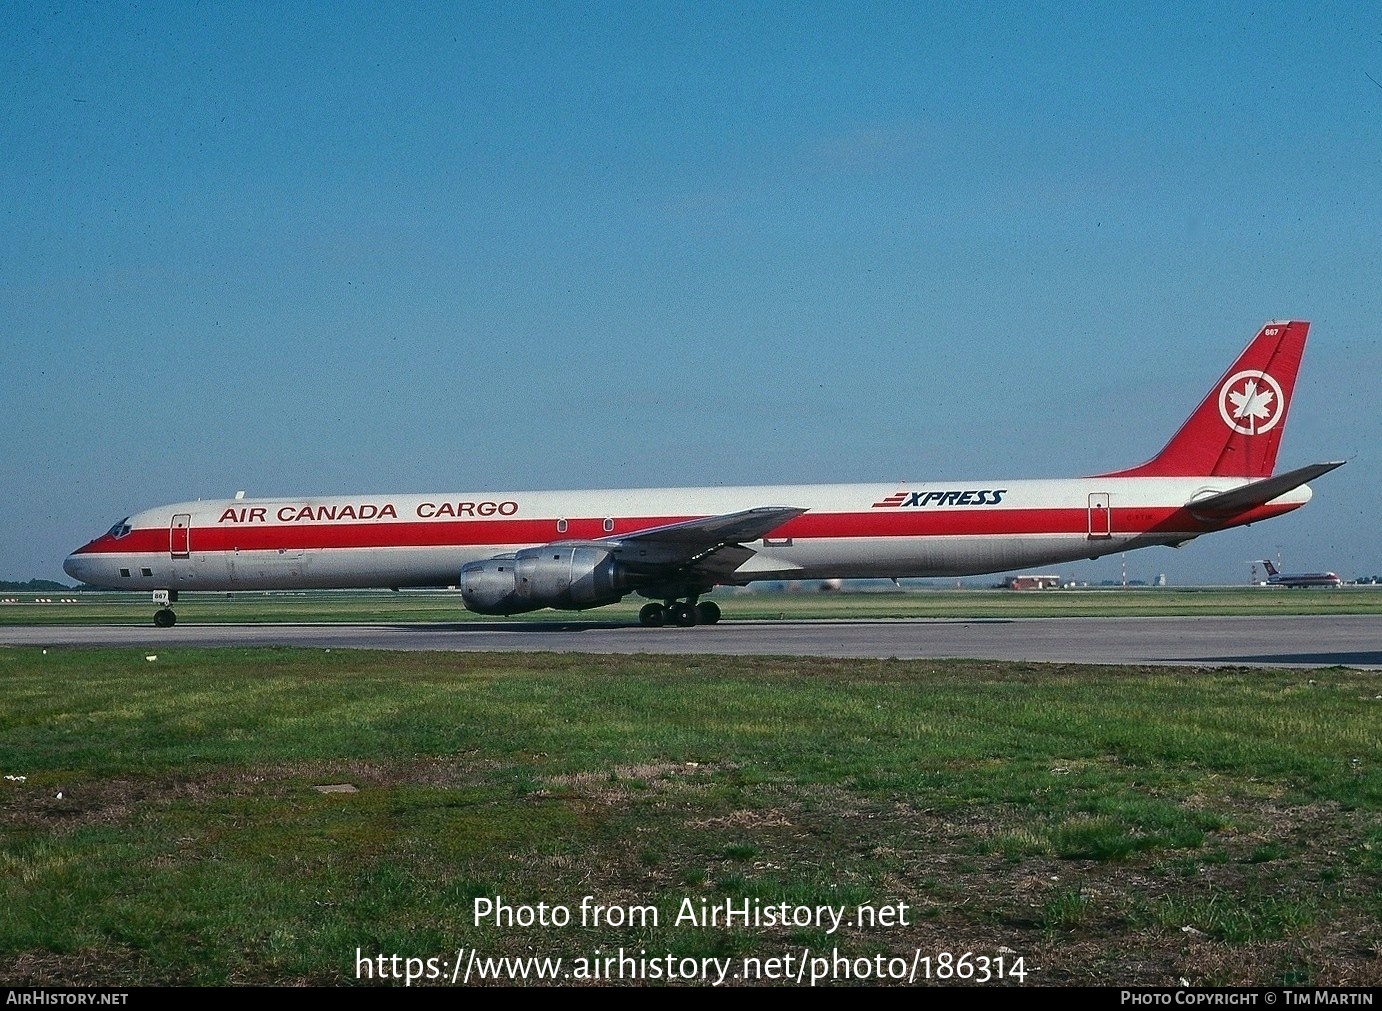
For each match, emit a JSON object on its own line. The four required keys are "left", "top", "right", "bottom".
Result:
{"left": 459, "top": 545, "right": 631, "bottom": 615}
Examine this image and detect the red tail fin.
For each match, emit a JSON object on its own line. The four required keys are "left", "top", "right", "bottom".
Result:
{"left": 1102, "top": 320, "right": 1309, "bottom": 479}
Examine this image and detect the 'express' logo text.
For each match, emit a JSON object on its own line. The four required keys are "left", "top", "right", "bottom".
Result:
{"left": 872, "top": 489, "right": 1008, "bottom": 508}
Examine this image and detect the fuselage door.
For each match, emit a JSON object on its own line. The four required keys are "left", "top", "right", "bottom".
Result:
{"left": 171, "top": 514, "right": 192, "bottom": 558}
{"left": 1087, "top": 493, "right": 1112, "bottom": 540}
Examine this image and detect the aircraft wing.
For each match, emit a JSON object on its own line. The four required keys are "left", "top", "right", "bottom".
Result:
{"left": 600, "top": 506, "right": 807, "bottom": 577}
{"left": 618, "top": 506, "right": 806, "bottom": 547}
{"left": 1189, "top": 461, "right": 1345, "bottom": 517}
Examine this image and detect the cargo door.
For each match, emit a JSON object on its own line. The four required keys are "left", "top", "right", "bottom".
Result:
{"left": 1087, "top": 493, "right": 1112, "bottom": 540}
{"left": 170, "top": 514, "right": 192, "bottom": 558}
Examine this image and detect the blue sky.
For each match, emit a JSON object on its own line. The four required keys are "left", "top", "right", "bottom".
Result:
{"left": 3, "top": 3, "right": 1379, "bottom": 585}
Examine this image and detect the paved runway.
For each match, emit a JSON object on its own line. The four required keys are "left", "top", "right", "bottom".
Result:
{"left": 4, "top": 615, "right": 1381, "bottom": 668}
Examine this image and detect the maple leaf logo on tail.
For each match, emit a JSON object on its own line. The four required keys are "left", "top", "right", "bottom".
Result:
{"left": 1218, "top": 370, "right": 1285, "bottom": 436}
{"left": 1230, "top": 380, "right": 1274, "bottom": 428}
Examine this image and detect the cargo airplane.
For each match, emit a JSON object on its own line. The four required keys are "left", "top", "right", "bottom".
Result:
{"left": 65, "top": 320, "right": 1342, "bottom": 628}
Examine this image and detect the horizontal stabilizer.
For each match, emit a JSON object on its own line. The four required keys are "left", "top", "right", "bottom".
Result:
{"left": 1188, "top": 461, "right": 1345, "bottom": 517}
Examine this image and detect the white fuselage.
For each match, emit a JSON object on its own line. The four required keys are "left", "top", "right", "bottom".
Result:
{"left": 64, "top": 476, "right": 1310, "bottom": 593}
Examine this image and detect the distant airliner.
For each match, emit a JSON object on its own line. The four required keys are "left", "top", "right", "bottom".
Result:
{"left": 1256, "top": 559, "right": 1343, "bottom": 588}
{"left": 66, "top": 320, "right": 1343, "bottom": 627}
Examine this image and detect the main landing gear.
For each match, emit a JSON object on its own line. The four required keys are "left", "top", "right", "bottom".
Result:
{"left": 152, "top": 589, "right": 178, "bottom": 628}
{"left": 638, "top": 598, "right": 721, "bottom": 628}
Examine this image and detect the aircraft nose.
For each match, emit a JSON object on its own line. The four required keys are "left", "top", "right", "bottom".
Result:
{"left": 63, "top": 551, "right": 91, "bottom": 584}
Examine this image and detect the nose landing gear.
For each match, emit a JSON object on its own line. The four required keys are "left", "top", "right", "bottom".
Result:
{"left": 152, "top": 589, "right": 178, "bottom": 627}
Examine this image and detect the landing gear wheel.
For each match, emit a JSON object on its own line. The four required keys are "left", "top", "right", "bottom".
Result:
{"left": 639, "top": 602, "right": 666, "bottom": 627}
{"left": 153, "top": 608, "right": 177, "bottom": 628}
{"left": 668, "top": 602, "right": 698, "bottom": 627}
{"left": 696, "top": 601, "right": 721, "bottom": 624}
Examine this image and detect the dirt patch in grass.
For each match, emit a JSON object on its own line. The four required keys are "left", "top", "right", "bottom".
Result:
{"left": 499, "top": 774, "right": 1382, "bottom": 986}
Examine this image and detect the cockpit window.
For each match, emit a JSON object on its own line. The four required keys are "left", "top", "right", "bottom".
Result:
{"left": 106, "top": 518, "right": 132, "bottom": 539}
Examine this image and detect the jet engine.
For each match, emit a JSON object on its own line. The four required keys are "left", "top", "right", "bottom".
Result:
{"left": 459, "top": 545, "right": 631, "bottom": 615}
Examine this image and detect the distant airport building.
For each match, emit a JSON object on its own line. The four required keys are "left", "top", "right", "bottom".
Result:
{"left": 1003, "top": 575, "right": 1062, "bottom": 590}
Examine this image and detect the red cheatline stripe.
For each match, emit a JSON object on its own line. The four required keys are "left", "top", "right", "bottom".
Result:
{"left": 72, "top": 502, "right": 1297, "bottom": 556}
{"left": 70, "top": 502, "right": 1299, "bottom": 557}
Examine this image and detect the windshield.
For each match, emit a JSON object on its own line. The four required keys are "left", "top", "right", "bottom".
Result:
{"left": 106, "top": 518, "right": 132, "bottom": 539}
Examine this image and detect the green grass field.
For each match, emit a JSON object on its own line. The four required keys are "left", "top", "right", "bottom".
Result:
{"left": 3, "top": 586, "right": 1382, "bottom": 626}
{"left": 2, "top": 647, "right": 1378, "bottom": 986}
